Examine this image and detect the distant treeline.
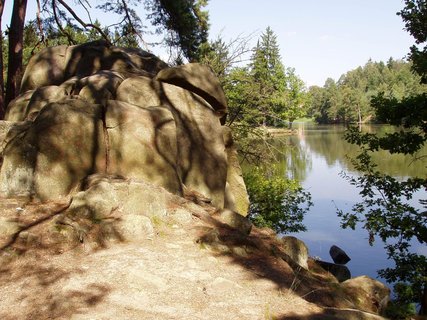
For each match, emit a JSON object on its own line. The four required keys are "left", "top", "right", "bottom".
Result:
{"left": 307, "top": 58, "right": 426, "bottom": 124}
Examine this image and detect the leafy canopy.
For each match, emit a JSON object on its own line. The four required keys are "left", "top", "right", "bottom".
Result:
{"left": 338, "top": 0, "right": 427, "bottom": 316}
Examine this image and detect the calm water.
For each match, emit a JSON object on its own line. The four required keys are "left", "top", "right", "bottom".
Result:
{"left": 274, "top": 123, "right": 427, "bottom": 281}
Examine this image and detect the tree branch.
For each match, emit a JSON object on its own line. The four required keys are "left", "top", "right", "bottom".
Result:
{"left": 56, "top": 0, "right": 111, "bottom": 44}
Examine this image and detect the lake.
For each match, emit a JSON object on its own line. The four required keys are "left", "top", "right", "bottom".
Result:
{"left": 270, "top": 123, "right": 426, "bottom": 281}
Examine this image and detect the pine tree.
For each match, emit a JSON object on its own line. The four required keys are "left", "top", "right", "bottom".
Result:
{"left": 250, "top": 26, "right": 286, "bottom": 126}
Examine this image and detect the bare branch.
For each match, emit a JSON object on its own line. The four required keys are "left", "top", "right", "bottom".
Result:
{"left": 119, "top": 0, "right": 148, "bottom": 50}
{"left": 77, "top": 0, "right": 94, "bottom": 25}
{"left": 56, "top": 0, "right": 111, "bottom": 44}
{"left": 52, "top": 0, "right": 76, "bottom": 45}
{"left": 36, "top": 0, "right": 46, "bottom": 43}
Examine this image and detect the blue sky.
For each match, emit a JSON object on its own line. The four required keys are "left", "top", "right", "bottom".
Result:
{"left": 206, "top": 0, "right": 414, "bottom": 87}
{"left": 2, "top": 1, "right": 414, "bottom": 87}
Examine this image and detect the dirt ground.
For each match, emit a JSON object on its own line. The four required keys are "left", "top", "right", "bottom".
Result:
{"left": 0, "top": 197, "right": 386, "bottom": 320}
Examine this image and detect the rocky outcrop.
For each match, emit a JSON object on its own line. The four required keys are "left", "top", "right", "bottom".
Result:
{"left": 0, "top": 42, "right": 391, "bottom": 319}
{"left": 342, "top": 276, "right": 390, "bottom": 315}
{"left": 0, "top": 41, "right": 245, "bottom": 214}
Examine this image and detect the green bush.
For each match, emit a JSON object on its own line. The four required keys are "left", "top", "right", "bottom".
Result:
{"left": 244, "top": 166, "right": 312, "bottom": 233}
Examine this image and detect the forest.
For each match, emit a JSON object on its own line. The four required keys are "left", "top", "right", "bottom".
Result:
{"left": 0, "top": 0, "right": 426, "bottom": 318}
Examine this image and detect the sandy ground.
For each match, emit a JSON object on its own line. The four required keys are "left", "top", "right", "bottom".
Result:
{"left": 0, "top": 197, "right": 386, "bottom": 320}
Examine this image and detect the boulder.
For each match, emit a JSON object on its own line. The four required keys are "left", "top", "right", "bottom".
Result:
{"left": 0, "top": 121, "right": 16, "bottom": 152}
{"left": 341, "top": 276, "right": 390, "bottom": 314}
{"left": 0, "top": 42, "right": 247, "bottom": 214}
{"left": 4, "top": 90, "right": 35, "bottom": 121}
{"left": 219, "top": 209, "right": 252, "bottom": 235}
{"left": 315, "top": 260, "right": 351, "bottom": 282}
{"left": 26, "top": 86, "right": 69, "bottom": 120}
{"left": 105, "top": 100, "right": 182, "bottom": 195}
{"left": 19, "top": 41, "right": 166, "bottom": 94}
{"left": 118, "top": 47, "right": 168, "bottom": 74}
{"left": 0, "top": 99, "right": 106, "bottom": 200}
{"left": 156, "top": 63, "right": 228, "bottom": 117}
{"left": 116, "top": 76, "right": 228, "bottom": 209}
{"left": 76, "top": 71, "right": 124, "bottom": 104}
{"left": 222, "top": 126, "right": 249, "bottom": 216}
{"left": 330, "top": 244, "right": 351, "bottom": 265}
{"left": 61, "top": 175, "right": 194, "bottom": 243}
{"left": 281, "top": 236, "right": 309, "bottom": 269}
{"left": 20, "top": 45, "right": 68, "bottom": 92}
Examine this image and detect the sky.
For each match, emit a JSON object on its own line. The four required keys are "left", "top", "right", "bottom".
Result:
{"left": 206, "top": 0, "right": 414, "bottom": 87}
{"left": 1, "top": 0, "right": 415, "bottom": 87}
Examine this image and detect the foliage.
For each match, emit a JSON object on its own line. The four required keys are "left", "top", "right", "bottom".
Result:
{"left": 398, "top": 0, "right": 427, "bottom": 84}
{"left": 145, "top": 0, "right": 209, "bottom": 62}
{"left": 308, "top": 59, "right": 426, "bottom": 124}
{"left": 244, "top": 165, "right": 312, "bottom": 234}
{"left": 199, "top": 30, "right": 313, "bottom": 235}
{"left": 280, "top": 67, "right": 309, "bottom": 127}
{"left": 249, "top": 26, "right": 286, "bottom": 126}
{"left": 338, "top": 1, "right": 427, "bottom": 316}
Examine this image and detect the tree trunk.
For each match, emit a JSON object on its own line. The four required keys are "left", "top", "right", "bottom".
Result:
{"left": 420, "top": 285, "right": 427, "bottom": 315}
{"left": 4, "top": 0, "right": 27, "bottom": 108}
{"left": 0, "top": 0, "right": 5, "bottom": 119}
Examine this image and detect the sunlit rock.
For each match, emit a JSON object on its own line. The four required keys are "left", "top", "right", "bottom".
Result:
{"left": 0, "top": 41, "right": 246, "bottom": 215}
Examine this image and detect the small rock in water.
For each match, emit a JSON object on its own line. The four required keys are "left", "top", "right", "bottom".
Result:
{"left": 329, "top": 245, "right": 351, "bottom": 265}
{"left": 315, "top": 260, "right": 351, "bottom": 282}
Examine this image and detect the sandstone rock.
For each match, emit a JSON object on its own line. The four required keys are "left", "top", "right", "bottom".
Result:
{"left": 105, "top": 100, "right": 182, "bottom": 195}
{"left": 116, "top": 76, "right": 228, "bottom": 209}
{"left": 0, "top": 121, "right": 17, "bottom": 153}
{"left": 341, "top": 275, "right": 390, "bottom": 315}
{"left": 5, "top": 85, "right": 69, "bottom": 122}
{"left": 76, "top": 71, "right": 124, "bottom": 104}
{"left": 20, "top": 45, "right": 68, "bottom": 92}
{"left": 223, "top": 126, "right": 249, "bottom": 216}
{"left": 315, "top": 260, "right": 351, "bottom": 282}
{"left": 156, "top": 63, "right": 228, "bottom": 116}
{"left": 219, "top": 209, "right": 252, "bottom": 235}
{"left": 25, "top": 86, "right": 69, "bottom": 120}
{"left": 281, "top": 236, "right": 309, "bottom": 269}
{"left": 118, "top": 215, "right": 155, "bottom": 241}
{"left": 330, "top": 244, "right": 351, "bottom": 265}
{"left": 20, "top": 41, "right": 165, "bottom": 95}
{"left": 0, "top": 217, "right": 20, "bottom": 237}
{"left": 118, "top": 47, "right": 168, "bottom": 74}
{"left": 1, "top": 42, "right": 247, "bottom": 213}
{"left": 60, "top": 175, "right": 198, "bottom": 243}
{"left": 169, "top": 208, "right": 193, "bottom": 225}
{"left": 4, "top": 90, "right": 35, "bottom": 121}
{"left": 0, "top": 99, "right": 106, "bottom": 200}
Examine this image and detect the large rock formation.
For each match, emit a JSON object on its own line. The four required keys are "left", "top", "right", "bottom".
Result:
{"left": 0, "top": 41, "right": 249, "bottom": 215}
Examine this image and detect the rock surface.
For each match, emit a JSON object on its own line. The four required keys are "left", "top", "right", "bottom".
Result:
{"left": 281, "top": 235, "right": 309, "bottom": 270}
{"left": 0, "top": 41, "right": 242, "bottom": 213}
{"left": 330, "top": 244, "right": 351, "bottom": 265}
{"left": 315, "top": 260, "right": 352, "bottom": 282}
{"left": 0, "top": 178, "right": 389, "bottom": 319}
{"left": 342, "top": 276, "right": 390, "bottom": 315}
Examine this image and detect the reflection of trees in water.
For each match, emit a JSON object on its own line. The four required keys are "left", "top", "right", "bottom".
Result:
{"left": 300, "top": 125, "right": 426, "bottom": 179}
{"left": 243, "top": 124, "right": 426, "bottom": 181}
{"left": 271, "top": 137, "right": 312, "bottom": 182}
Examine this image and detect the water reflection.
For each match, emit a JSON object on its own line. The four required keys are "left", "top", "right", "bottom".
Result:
{"left": 271, "top": 123, "right": 426, "bottom": 280}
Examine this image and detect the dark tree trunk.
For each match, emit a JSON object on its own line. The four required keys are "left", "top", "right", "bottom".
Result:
{"left": 4, "top": 0, "right": 27, "bottom": 108}
{"left": 0, "top": 0, "right": 5, "bottom": 119}
{"left": 420, "top": 285, "right": 427, "bottom": 315}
